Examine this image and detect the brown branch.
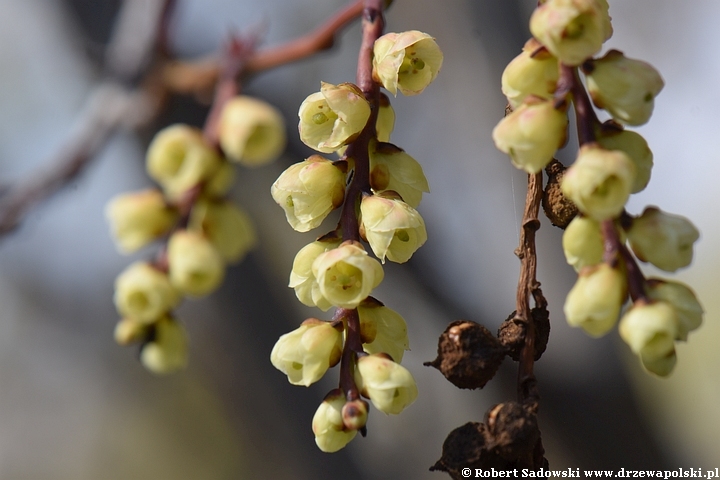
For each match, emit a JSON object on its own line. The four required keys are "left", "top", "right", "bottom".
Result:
{"left": 514, "top": 172, "right": 544, "bottom": 404}
{"left": 0, "top": 0, "right": 174, "bottom": 237}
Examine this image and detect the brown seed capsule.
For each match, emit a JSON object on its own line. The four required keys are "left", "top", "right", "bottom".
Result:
{"left": 430, "top": 422, "right": 489, "bottom": 477}
{"left": 424, "top": 320, "right": 506, "bottom": 389}
{"left": 498, "top": 307, "right": 550, "bottom": 362}
{"left": 484, "top": 402, "right": 540, "bottom": 462}
{"left": 543, "top": 159, "right": 578, "bottom": 229}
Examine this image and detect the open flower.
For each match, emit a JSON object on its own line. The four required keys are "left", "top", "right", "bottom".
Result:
{"left": 189, "top": 199, "right": 256, "bottom": 263}
{"left": 355, "top": 354, "right": 418, "bottom": 415}
{"left": 373, "top": 30, "right": 443, "bottom": 96}
{"left": 585, "top": 50, "right": 664, "bottom": 126}
{"left": 146, "top": 124, "right": 221, "bottom": 200}
{"left": 360, "top": 194, "right": 427, "bottom": 263}
{"left": 358, "top": 298, "right": 409, "bottom": 363}
{"left": 218, "top": 95, "right": 286, "bottom": 167}
{"left": 561, "top": 144, "right": 636, "bottom": 221}
{"left": 114, "top": 261, "right": 180, "bottom": 323}
{"left": 312, "top": 241, "right": 384, "bottom": 309}
{"left": 289, "top": 237, "right": 341, "bottom": 311}
{"left": 167, "top": 230, "right": 225, "bottom": 297}
{"left": 270, "top": 155, "right": 346, "bottom": 232}
{"left": 530, "top": 0, "right": 611, "bottom": 66}
{"left": 564, "top": 263, "right": 626, "bottom": 337}
{"left": 492, "top": 97, "right": 568, "bottom": 174}
{"left": 140, "top": 317, "right": 189, "bottom": 374}
{"left": 627, "top": 207, "right": 699, "bottom": 272}
{"left": 312, "top": 390, "right": 358, "bottom": 453}
{"left": 298, "top": 82, "right": 370, "bottom": 153}
{"left": 270, "top": 319, "right": 343, "bottom": 387}
{"left": 619, "top": 301, "right": 678, "bottom": 377}
{"left": 369, "top": 142, "right": 429, "bottom": 208}
{"left": 502, "top": 38, "right": 559, "bottom": 108}
{"left": 105, "top": 189, "right": 178, "bottom": 253}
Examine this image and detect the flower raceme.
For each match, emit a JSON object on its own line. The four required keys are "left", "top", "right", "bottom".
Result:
{"left": 311, "top": 241, "right": 384, "bottom": 310}
{"left": 298, "top": 82, "right": 370, "bottom": 153}
{"left": 270, "top": 319, "right": 343, "bottom": 387}
{"left": 218, "top": 95, "right": 286, "bottom": 167}
{"left": 105, "top": 189, "right": 178, "bottom": 253}
{"left": 270, "top": 155, "right": 346, "bottom": 233}
{"left": 354, "top": 353, "right": 418, "bottom": 415}
{"left": 492, "top": 97, "right": 568, "bottom": 174}
{"left": 360, "top": 194, "right": 427, "bottom": 264}
{"left": 372, "top": 30, "right": 443, "bottom": 96}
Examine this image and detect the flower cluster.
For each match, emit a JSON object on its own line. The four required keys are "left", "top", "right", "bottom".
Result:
{"left": 493, "top": 0, "right": 702, "bottom": 377}
{"left": 270, "top": 23, "right": 441, "bottom": 452}
{"left": 106, "top": 96, "right": 286, "bottom": 373}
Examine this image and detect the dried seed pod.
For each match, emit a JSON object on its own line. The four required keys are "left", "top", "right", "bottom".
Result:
{"left": 498, "top": 307, "right": 550, "bottom": 362}
{"left": 430, "top": 422, "right": 490, "bottom": 478}
{"left": 424, "top": 320, "right": 506, "bottom": 389}
{"left": 484, "top": 402, "right": 540, "bottom": 462}
{"left": 543, "top": 159, "right": 578, "bottom": 229}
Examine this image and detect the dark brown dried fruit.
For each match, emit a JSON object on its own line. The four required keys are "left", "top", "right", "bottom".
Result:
{"left": 425, "top": 320, "right": 506, "bottom": 389}
{"left": 498, "top": 307, "right": 550, "bottom": 362}
{"left": 484, "top": 402, "right": 539, "bottom": 462}
{"left": 542, "top": 160, "right": 578, "bottom": 229}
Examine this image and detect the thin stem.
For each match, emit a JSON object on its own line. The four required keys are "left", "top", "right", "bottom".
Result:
{"left": 337, "top": 308, "right": 364, "bottom": 401}
{"left": 601, "top": 219, "right": 648, "bottom": 303}
{"left": 514, "top": 171, "right": 544, "bottom": 404}
{"left": 559, "top": 64, "right": 598, "bottom": 146}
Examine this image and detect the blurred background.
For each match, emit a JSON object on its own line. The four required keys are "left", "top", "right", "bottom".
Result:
{"left": 0, "top": 0, "right": 719, "bottom": 478}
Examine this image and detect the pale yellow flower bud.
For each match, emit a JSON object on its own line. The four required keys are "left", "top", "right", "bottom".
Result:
{"left": 372, "top": 30, "right": 443, "bottom": 96}
{"left": 358, "top": 298, "right": 409, "bottom": 363}
{"left": 360, "top": 194, "right": 427, "bottom": 264}
{"left": 105, "top": 189, "right": 178, "bottom": 253}
{"left": 270, "top": 155, "right": 346, "bottom": 232}
{"left": 564, "top": 263, "right": 626, "bottom": 337}
{"left": 140, "top": 317, "right": 189, "bottom": 374}
{"left": 312, "top": 390, "right": 357, "bottom": 453}
{"left": 298, "top": 82, "right": 370, "bottom": 153}
{"left": 289, "top": 238, "right": 341, "bottom": 311}
{"left": 597, "top": 128, "right": 653, "bottom": 193}
{"left": 114, "top": 262, "right": 180, "bottom": 323}
{"left": 627, "top": 207, "right": 699, "bottom": 272}
{"left": 562, "top": 215, "right": 604, "bottom": 271}
{"left": 530, "top": 0, "right": 611, "bottom": 66}
{"left": 355, "top": 354, "right": 418, "bottom": 415}
{"left": 619, "top": 301, "right": 678, "bottom": 377}
{"left": 204, "top": 162, "right": 236, "bottom": 198}
{"left": 189, "top": 200, "right": 256, "bottom": 263}
{"left": 167, "top": 230, "right": 225, "bottom": 297}
{"left": 585, "top": 50, "right": 664, "bottom": 126}
{"left": 646, "top": 279, "right": 703, "bottom": 341}
{"left": 492, "top": 98, "right": 568, "bottom": 174}
{"left": 114, "top": 318, "right": 149, "bottom": 345}
{"left": 146, "top": 124, "right": 222, "bottom": 200}
{"left": 270, "top": 319, "right": 343, "bottom": 387}
{"left": 502, "top": 39, "right": 560, "bottom": 108}
{"left": 561, "top": 144, "right": 636, "bottom": 221}
{"left": 312, "top": 241, "right": 384, "bottom": 309}
{"left": 218, "top": 95, "right": 286, "bottom": 166}
{"left": 376, "top": 94, "right": 395, "bottom": 143}
{"left": 341, "top": 399, "right": 368, "bottom": 432}
{"left": 369, "top": 142, "right": 429, "bottom": 208}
